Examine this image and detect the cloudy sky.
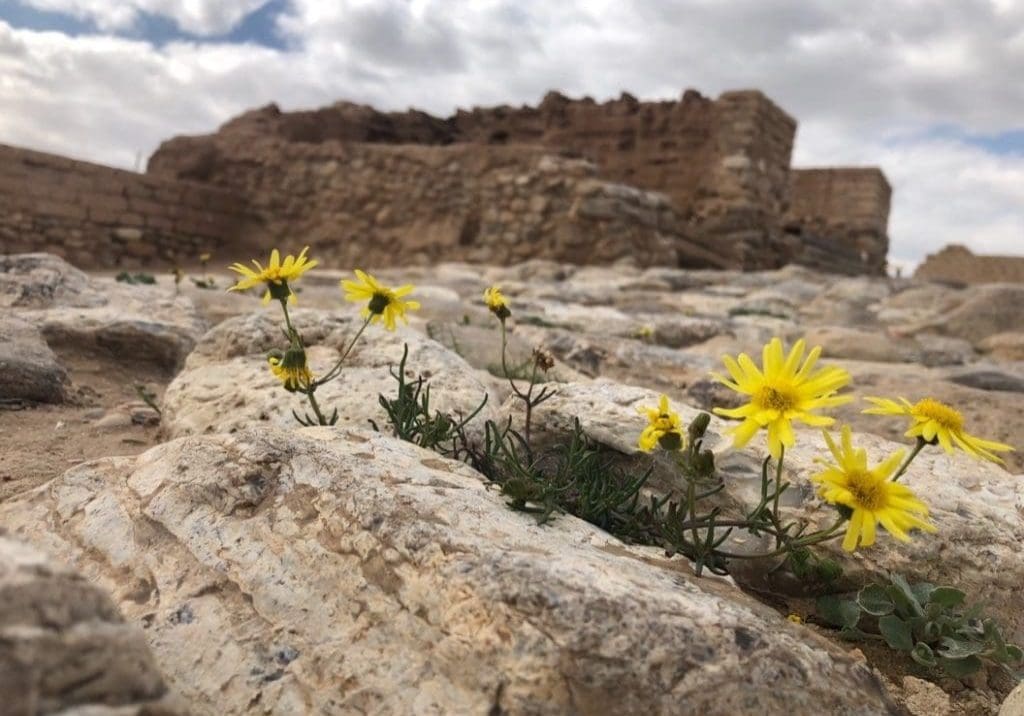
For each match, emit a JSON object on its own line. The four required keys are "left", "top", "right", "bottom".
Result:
{"left": 1, "top": 0, "right": 1022, "bottom": 269}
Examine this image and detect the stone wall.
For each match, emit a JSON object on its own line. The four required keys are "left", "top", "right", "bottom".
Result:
{"left": 915, "top": 244, "right": 1024, "bottom": 284}
{"left": 152, "top": 133, "right": 727, "bottom": 268}
{"left": 149, "top": 89, "right": 821, "bottom": 271}
{"left": 0, "top": 143, "right": 257, "bottom": 269}
{"left": 1, "top": 89, "right": 892, "bottom": 273}
{"left": 783, "top": 168, "right": 891, "bottom": 274}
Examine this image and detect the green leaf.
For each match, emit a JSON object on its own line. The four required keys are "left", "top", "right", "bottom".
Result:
{"left": 1005, "top": 644, "right": 1023, "bottom": 663}
{"left": 939, "top": 655, "right": 983, "bottom": 679}
{"left": 929, "top": 586, "right": 966, "bottom": 609}
{"left": 857, "top": 584, "right": 895, "bottom": 616}
{"left": 815, "top": 559, "right": 843, "bottom": 583}
{"left": 911, "top": 581, "right": 936, "bottom": 606}
{"left": 879, "top": 615, "right": 915, "bottom": 651}
{"left": 938, "top": 636, "right": 985, "bottom": 659}
{"left": 911, "top": 642, "right": 937, "bottom": 668}
{"left": 921, "top": 620, "right": 943, "bottom": 641}
{"left": 817, "top": 595, "right": 861, "bottom": 630}
{"left": 888, "top": 573, "right": 924, "bottom": 617}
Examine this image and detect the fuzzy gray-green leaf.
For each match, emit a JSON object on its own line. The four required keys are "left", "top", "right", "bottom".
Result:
{"left": 878, "top": 614, "right": 914, "bottom": 651}
{"left": 910, "top": 642, "right": 937, "bottom": 668}
{"left": 817, "top": 595, "right": 861, "bottom": 630}
{"left": 938, "top": 636, "right": 985, "bottom": 659}
{"left": 929, "top": 586, "right": 966, "bottom": 609}
{"left": 939, "top": 654, "right": 983, "bottom": 678}
{"left": 857, "top": 584, "right": 894, "bottom": 616}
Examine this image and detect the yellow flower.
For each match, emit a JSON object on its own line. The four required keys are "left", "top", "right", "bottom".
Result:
{"left": 638, "top": 394, "right": 685, "bottom": 451}
{"left": 863, "top": 396, "right": 1013, "bottom": 464}
{"left": 268, "top": 355, "right": 313, "bottom": 392}
{"left": 483, "top": 285, "right": 511, "bottom": 319}
{"left": 634, "top": 324, "right": 655, "bottom": 341}
{"left": 711, "top": 337, "right": 852, "bottom": 459}
{"left": 813, "top": 425, "right": 936, "bottom": 552}
{"left": 228, "top": 247, "right": 317, "bottom": 305}
{"left": 786, "top": 614, "right": 804, "bottom": 625}
{"left": 342, "top": 269, "right": 420, "bottom": 331}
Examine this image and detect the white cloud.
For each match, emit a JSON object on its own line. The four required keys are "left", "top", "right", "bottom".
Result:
{"left": 1, "top": 0, "right": 1022, "bottom": 264}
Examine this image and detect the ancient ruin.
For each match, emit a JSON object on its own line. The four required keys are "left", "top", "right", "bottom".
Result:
{"left": 2, "top": 89, "right": 892, "bottom": 273}
{"left": 915, "top": 244, "right": 1024, "bottom": 284}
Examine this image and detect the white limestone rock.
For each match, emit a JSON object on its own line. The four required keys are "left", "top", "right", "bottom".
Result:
{"left": 0, "top": 426, "right": 898, "bottom": 715}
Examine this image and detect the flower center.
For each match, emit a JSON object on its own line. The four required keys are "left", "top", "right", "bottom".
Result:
{"left": 653, "top": 414, "right": 675, "bottom": 431}
{"left": 912, "top": 398, "right": 963, "bottom": 431}
{"left": 845, "top": 470, "right": 885, "bottom": 511}
{"left": 754, "top": 384, "right": 799, "bottom": 413}
{"left": 369, "top": 291, "right": 394, "bottom": 315}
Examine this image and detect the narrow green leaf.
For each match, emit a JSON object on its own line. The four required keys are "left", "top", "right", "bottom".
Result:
{"left": 857, "top": 584, "right": 895, "bottom": 616}
{"left": 878, "top": 614, "right": 915, "bottom": 651}
{"left": 817, "top": 595, "right": 861, "bottom": 630}
{"left": 939, "top": 655, "right": 983, "bottom": 679}
{"left": 929, "top": 586, "right": 966, "bottom": 609}
{"left": 910, "top": 642, "right": 937, "bottom": 668}
{"left": 1005, "top": 644, "right": 1023, "bottom": 663}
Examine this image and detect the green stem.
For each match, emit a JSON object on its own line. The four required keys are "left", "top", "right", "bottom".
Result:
{"left": 279, "top": 298, "right": 296, "bottom": 338}
{"left": 891, "top": 437, "right": 927, "bottom": 483}
{"left": 523, "top": 361, "right": 539, "bottom": 455}
{"left": 771, "top": 446, "right": 785, "bottom": 548}
{"left": 304, "top": 387, "right": 328, "bottom": 425}
{"left": 315, "top": 315, "right": 373, "bottom": 387}
{"left": 712, "top": 517, "right": 847, "bottom": 561}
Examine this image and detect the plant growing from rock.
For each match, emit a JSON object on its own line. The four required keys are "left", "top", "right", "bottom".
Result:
{"left": 484, "top": 285, "right": 556, "bottom": 462}
{"left": 227, "top": 249, "right": 420, "bottom": 426}
{"left": 372, "top": 344, "right": 487, "bottom": 455}
{"left": 816, "top": 573, "right": 1023, "bottom": 678}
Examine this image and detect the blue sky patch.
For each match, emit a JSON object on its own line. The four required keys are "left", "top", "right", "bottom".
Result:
{"left": 0, "top": 0, "right": 289, "bottom": 49}
{"left": 889, "top": 124, "right": 1024, "bottom": 156}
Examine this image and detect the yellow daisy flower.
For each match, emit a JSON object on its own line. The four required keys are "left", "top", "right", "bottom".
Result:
{"left": 638, "top": 394, "right": 685, "bottom": 451}
{"left": 863, "top": 396, "right": 1014, "bottom": 464}
{"left": 711, "top": 337, "right": 852, "bottom": 459}
{"left": 228, "top": 247, "right": 317, "bottom": 305}
{"left": 342, "top": 269, "right": 420, "bottom": 331}
{"left": 813, "top": 426, "right": 937, "bottom": 552}
{"left": 268, "top": 355, "right": 313, "bottom": 392}
{"left": 483, "top": 285, "right": 511, "bottom": 319}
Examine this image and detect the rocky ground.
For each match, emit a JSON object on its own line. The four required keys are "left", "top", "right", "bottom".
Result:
{"left": 1, "top": 252, "right": 1023, "bottom": 715}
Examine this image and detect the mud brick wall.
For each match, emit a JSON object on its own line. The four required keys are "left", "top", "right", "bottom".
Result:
{"left": 784, "top": 168, "right": 891, "bottom": 274}
{"left": 915, "top": 245, "right": 1024, "bottom": 284}
{"left": 0, "top": 143, "right": 257, "bottom": 269}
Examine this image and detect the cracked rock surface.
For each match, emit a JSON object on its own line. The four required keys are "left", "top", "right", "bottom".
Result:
{"left": 1, "top": 427, "right": 898, "bottom": 715}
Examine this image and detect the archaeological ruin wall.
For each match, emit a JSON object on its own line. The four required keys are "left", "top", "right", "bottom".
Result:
{"left": 915, "top": 245, "right": 1024, "bottom": 284}
{"left": 0, "top": 143, "right": 257, "bottom": 269}
{"left": 783, "top": 168, "right": 891, "bottom": 274}
{"left": 0, "top": 89, "right": 893, "bottom": 273}
{"left": 148, "top": 90, "right": 814, "bottom": 271}
{"left": 146, "top": 134, "right": 726, "bottom": 269}
{"left": 148, "top": 89, "right": 890, "bottom": 273}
